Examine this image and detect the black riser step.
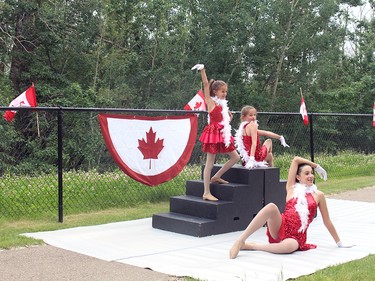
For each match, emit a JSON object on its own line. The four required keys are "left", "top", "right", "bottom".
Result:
{"left": 152, "top": 212, "right": 217, "bottom": 237}
{"left": 207, "top": 164, "right": 281, "bottom": 185}
{"left": 231, "top": 185, "right": 264, "bottom": 214}
{"left": 185, "top": 180, "right": 248, "bottom": 201}
{"left": 170, "top": 195, "right": 234, "bottom": 220}
{"left": 152, "top": 212, "right": 251, "bottom": 237}
{"left": 204, "top": 164, "right": 265, "bottom": 185}
{"left": 264, "top": 180, "right": 287, "bottom": 212}
{"left": 264, "top": 168, "right": 283, "bottom": 186}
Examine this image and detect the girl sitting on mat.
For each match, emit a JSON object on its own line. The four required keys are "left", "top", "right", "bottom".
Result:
{"left": 229, "top": 156, "right": 353, "bottom": 258}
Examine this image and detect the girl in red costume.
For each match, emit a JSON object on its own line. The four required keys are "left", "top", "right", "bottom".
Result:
{"left": 191, "top": 64, "right": 240, "bottom": 201}
{"left": 235, "top": 105, "right": 289, "bottom": 169}
{"left": 229, "top": 156, "right": 353, "bottom": 258}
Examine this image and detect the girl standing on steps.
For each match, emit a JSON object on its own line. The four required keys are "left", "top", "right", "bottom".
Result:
{"left": 191, "top": 64, "right": 240, "bottom": 201}
{"left": 229, "top": 156, "right": 354, "bottom": 259}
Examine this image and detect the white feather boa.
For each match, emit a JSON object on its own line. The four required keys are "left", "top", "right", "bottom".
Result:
{"left": 293, "top": 183, "right": 317, "bottom": 233}
{"left": 235, "top": 121, "right": 253, "bottom": 164}
{"left": 234, "top": 121, "right": 268, "bottom": 168}
{"left": 211, "top": 97, "right": 232, "bottom": 147}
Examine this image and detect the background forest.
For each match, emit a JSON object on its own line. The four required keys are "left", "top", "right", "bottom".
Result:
{"left": 1, "top": 0, "right": 374, "bottom": 111}
{"left": 0, "top": 0, "right": 374, "bottom": 175}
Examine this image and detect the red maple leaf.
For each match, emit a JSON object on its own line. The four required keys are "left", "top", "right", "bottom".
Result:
{"left": 138, "top": 127, "right": 164, "bottom": 169}
{"left": 193, "top": 101, "right": 202, "bottom": 110}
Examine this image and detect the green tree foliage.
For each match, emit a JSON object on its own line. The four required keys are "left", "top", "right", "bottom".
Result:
{"left": 0, "top": 0, "right": 374, "bottom": 173}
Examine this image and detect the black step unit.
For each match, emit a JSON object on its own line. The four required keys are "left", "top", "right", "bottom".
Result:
{"left": 185, "top": 179, "right": 264, "bottom": 232}
{"left": 152, "top": 164, "right": 286, "bottom": 237}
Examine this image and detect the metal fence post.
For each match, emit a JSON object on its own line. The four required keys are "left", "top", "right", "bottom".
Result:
{"left": 58, "top": 108, "right": 63, "bottom": 222}
{"left": 309, "top": 113, "right": 314, "bottom": 163}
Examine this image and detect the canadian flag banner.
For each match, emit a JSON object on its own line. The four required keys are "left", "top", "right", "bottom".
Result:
{"left": 98, "top": 114, "right": 198, "bottom": 186}
{"left": 184, "top": 89, "right": 206, "bottom": 111}
{"left": 300, "top": 96, "right": 309, "bottom": 125}
{"left": 4, "top": 83, "right": 37, "bottom": 122}
{"left": 373, "top": 102, "right": 375, "bottom": 127}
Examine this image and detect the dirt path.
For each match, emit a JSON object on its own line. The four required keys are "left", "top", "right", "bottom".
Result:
{"left": 326, "top": 185, "right": 375, "bottom": 202}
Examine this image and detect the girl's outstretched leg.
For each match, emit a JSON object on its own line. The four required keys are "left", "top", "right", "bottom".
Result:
{"left": 211, "top": 150, "right": 240, "bottom": 183}
{"left": 241, "top": 238, "right": 299, "bottom": 254}
{"left": 229, "top": 203, "right": 282, "bottom": 258}
{"left": 203, "top": 153, "right": 218, "bottom": 201}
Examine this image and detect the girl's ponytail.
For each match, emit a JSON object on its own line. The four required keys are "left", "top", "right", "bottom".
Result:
{"left": 208, "top": 79, "right": 215, "bottom": 97}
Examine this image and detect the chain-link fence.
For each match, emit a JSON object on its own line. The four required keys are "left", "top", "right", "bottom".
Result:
{"left": 0, "top": 107, "right": 374, "bottom": 221}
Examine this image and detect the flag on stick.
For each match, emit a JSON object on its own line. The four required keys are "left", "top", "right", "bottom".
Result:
{"left": 299, "top": 89, "right": 309, "bottom": 125}
{"left": 4, "top": 83, "right": 37, "bottom": 122}
{"left": 373, "top": 101, "right": 375, "bottom": 127}
{"left": 184, "top": 89, "right": 206, "bottom": 111}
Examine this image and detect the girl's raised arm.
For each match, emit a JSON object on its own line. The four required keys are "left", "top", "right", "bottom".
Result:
{"left": 192, "top": 64, "right": 214, "bottom": 111}
{"left": 286, "top": 157, "right": 317, "bottom": 190}
{"left": 199, "top": 67, "right": 214, "bottom": 111}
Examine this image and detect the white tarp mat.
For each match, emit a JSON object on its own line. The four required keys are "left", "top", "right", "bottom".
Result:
{"left": 23, "top": 199, "right": 375, "bottom": 281}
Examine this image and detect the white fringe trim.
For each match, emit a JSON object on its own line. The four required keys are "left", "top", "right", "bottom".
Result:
{"left": 211, "top": 97, "right": 232, "bottom": 147}
{"left": 293, "top": 183, "right": 317, "bottom": 233}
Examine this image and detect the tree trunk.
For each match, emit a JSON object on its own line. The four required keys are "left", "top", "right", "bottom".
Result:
{"left": 9, "top": 10, "right": 36, "bottom": 93}
{"left": 269, "top": 0, "right": 299, "bottom": 111}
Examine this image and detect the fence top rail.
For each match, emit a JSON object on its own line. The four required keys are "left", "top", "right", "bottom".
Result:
{"left": 0, "top": 106, "right": 371, "bottom": 117}
{"left": 258, "top": 111, "right": 372, "bottom": 117}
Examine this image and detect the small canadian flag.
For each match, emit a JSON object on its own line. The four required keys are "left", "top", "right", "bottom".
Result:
{"left": 300, "top": 96, "right": 309, "bottom": 125}
{"left": 373, "top": 102, "right": 375, "bottom": 127}
{"left": 184, "top": 89, "right": 206, "bottom": 111}
{"left": 4, "top": 83, "right": 37, "bottom": 122}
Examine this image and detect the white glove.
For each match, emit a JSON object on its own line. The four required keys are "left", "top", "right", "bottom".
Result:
{"left": 279, "top": 136, "right": 290, "bottom": 148}
{"left": 256, "top": 161, "right": 269, "bottom": 167}
{"left": 337, "top": 241, "right": 355, "bottom": 248}
{"left": 315, "top": 164, "right": 327, "bottom": 181}
{"left": 245, "top": 156, "right": 256, "bottom": 169}
{"left": 191, "top": 64, "right": 204, "bottom": 71}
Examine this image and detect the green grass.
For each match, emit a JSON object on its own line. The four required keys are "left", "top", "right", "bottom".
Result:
{"left": 318, "top": 175, "right": 375, "bottom": 194}
{"left": 0, "top": 201, "right": 169, "bottom": 249}
{"left": 275, "top": 151, "right": 375, "bottom": 180}
{"left": 0, "top": 168, "right": 194, "bottom": 218}
{"left": 289, "top": 255, "right": 375, "bottom": 281}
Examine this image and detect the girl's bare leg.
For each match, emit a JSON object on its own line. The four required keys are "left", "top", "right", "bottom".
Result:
{"left": 229, "top": 203, "right": 282, "bottom": 258}
{"left": 242, "top": 238, "right": 299, "bottom": 254}
{"left": 203, "top": 153, "right": 218, "bottom": 201}
{"left": 211, "top": 150, "right": 240, "bottom": 182}
{"left": 263, "top": 139, "right": 273, "bottom": 167}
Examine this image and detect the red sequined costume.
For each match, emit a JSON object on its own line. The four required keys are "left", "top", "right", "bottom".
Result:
{"left": 266, "top": 193, "right": 318, "bottom": 251}
{"left": 199, "top": 104, "right": 236, "bottom": 154}
{"left": 242, "top": 123, "right": 268, "bottom": 162}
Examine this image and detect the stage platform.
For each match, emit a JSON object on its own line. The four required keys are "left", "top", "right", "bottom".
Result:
{"left": 23, "top": 198, "right": 375, "bottom": 281}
